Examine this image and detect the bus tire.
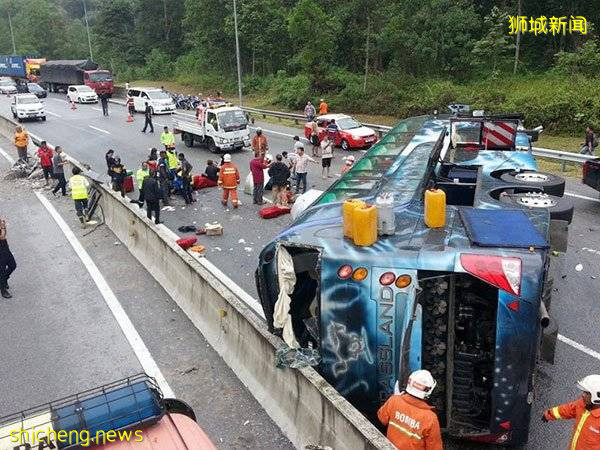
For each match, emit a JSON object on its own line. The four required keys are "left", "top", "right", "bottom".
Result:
{"left": 500, "top": 170, "right": 565, "bottom": 197}
{"left": 499, "top": 191, "right": 574, "bottom": 223}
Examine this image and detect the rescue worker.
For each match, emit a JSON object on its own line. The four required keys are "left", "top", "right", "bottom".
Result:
{"left": 542, "top": 374, "right": 600, "bottom": 449}
{"left": 14, "top": 126, "right": 29, "bottom": 162}
{"left": 378, "top": 370, "right": 443, "bottom": 450}
{"left": 177, "top": 153, "right": 194, "bottom": 204}
{"left": 251, "top": 127, "right": 268, "bottom": 157}
{"left": 166, "top": 145, "right": 179, "bottom": 179}
{"left": 319, "top": 98, "right": 328, "bottom": 115}
{"left": 69, "top": 167, "right": 92, "bottom": 228}
{"left": 135, "top": 161, "right": 150, "bottom": 206}
{"left": 218, "top": 154, "right": 240, "bottom": 208}
{"left": 160, "top": 126, "right": 176, "bottom": 151}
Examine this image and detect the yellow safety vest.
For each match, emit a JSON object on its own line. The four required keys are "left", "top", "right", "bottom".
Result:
{"left": 70, "top": 174, "right": 88, "bottom": 200}
{"left": 167, "top": 151, "right": 178, "bottom": 170}
{"left": 136, "top": 168, "right": 149, "bottom": 189}
{"left": 161, "top": 132, "right": 175, "bottom": 147}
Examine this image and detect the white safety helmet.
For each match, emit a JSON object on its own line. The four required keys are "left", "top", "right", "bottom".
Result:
{"left": 256, "top": 127, "right": 263, "bottom": 133}
{"left": 405, "top": 370, "right": 437, "bottom": 399}
{"left": 223, "top": 153, "right": 232, "bottom": 163}
{"left": 577, "top": 374, "right": 600, "bottom": 404}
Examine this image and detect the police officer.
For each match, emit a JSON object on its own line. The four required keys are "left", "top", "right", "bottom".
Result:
{"left": 378, "top": 370, "right": 443, "bottom": 449}
{"left": 141, "top": 102, "right": 154, "bottom": 133}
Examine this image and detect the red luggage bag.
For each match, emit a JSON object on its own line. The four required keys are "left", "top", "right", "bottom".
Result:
{"left": 193, "top": 175, "right": 218, "bottom": 190}
{"left": 123, "top": 175, "right": 134, "bottom": 193}
{"left": 259, "top": 206, "right": 291, "bottom": 219}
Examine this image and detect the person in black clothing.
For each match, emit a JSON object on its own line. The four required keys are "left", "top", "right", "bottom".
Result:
{"left": 141, "top": 102, "right": 154, "bottom": 133}
{"left": 142, "top": 171, "right": 162, "bottom": 224}
{"left": 580, "top": 126, "right": 598, "bottom": 155}
{"left": 100, "top": 93, "right": 109, "bottom": 116}
{"left": 105, "top": 149, "right": 116, "bottom": 176}
{"left": 178, "top": 153, "right": 194, "bottom": 204}
{"left": 110, "top": 156, "right": 126, "bottom": 198}
{"left": 0, "top": 218, "right": 16, "bottom": 299}
{"left": 268, "top": 154, "right": 291, "bottom": 205}
{"left": 204, "top": 159, "right": 219, "bottom": 182}
{"left": 157, "top": 150, "right": 170, "bottom": 206}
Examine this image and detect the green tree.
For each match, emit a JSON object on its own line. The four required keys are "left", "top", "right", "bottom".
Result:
{"left": 93, "top": 0, "right": 136, "bottom": 71}
{"left": 471, "top": 6, "right": 515, "bottom": 74}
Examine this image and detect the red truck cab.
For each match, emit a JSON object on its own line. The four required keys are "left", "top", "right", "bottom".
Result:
{"left": 84, "top": 70, "right": 114, "bottom": 95}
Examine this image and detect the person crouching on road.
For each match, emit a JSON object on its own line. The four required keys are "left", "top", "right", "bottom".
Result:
{"left": 142, "top": 170, "right": 162, "bottom": 225}
{"left": 218, "top": 154, "right": 240, "bottom": 208}
{"left": 14, "top": 126, "right": 29, "bottom": 162}
{"left": 0, "top": 218, "right": 16, "bottom": 299}
{"left": 161, "top": 126, "right": 176, "bottom": 152}
{"left": 69, "top": 167, "right": 92, "bottom": 228}
{"left": 378, "top": 370, "right": 443, "bottom": 450}
{"left": 37, "top": 141, "right": 53, "bottom": 187}
{"left": 110, "top": 156, "right": 126, "bottom": 198}
{"left": 250, "top": 154, "right": 270, "bottom": 205}
{"left": 135, "top": 161, "right": 150, "bottom": 206}
{"left": 340, "top": 155, "right": 355, "bottom": 175}
{"left": 542, "top": 374, "right": 600, "bottom": 449}
{"left": 268, "top": 154, "right": 291, "bottom": 206}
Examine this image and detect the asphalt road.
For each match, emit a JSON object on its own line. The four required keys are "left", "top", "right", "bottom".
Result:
{"left": 2, "top": 93, "right": 600, "bottom": 449}
{"left": 0, "top": 145, "right": 291, "bottom": 448}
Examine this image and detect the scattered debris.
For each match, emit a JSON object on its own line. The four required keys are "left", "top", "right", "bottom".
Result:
{"left": 180, "top": 367, "right": 198, "bottom": 375}
{"left": 575, "top": 263, "right": 583, "bottom": 272}
{"left": 244, "top": 247, "right": 253, "bottom": 252}
{"left": 243, "top": 420, "right": 250, "bottom": 426}
{"left": 205, "top": 223, "right": 223, "bottom": 236}
{"left": 161, "top": 206, "right": 176, "bottom": 211}
{"left": 276, "top": 346, "right": 321, "bottom": 369}
{"left": 189, "top": 245, "right": 205, "bottom": 254}
{"left": 213, "top": 246, "right": 222, "bottom": 252}
{"left": 113, "top": 241, "right": 121, "bottom": 246}
{"left": 238, "top": 238, "right": 246, "bottom": 244}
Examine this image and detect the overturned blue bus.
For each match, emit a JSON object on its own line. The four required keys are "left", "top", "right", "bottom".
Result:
{"left": 256, "top": 114, "right": 572, "bottom": 446}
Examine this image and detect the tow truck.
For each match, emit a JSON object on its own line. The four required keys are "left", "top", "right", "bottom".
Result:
{"left": 172, "top": 103, "right": 251, "bottom": 153}
{"left": 256, "top": 112, "right": 572, "bottom": 446}
{"left": 0, "top": 374, "right": 215, "bottom": 449}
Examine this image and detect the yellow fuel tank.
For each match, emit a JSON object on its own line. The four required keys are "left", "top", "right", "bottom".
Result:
{"left": 424, "top": 188, "right": 446, "bottom": 228}
{"left": 343, "top": 199, "right": 366, "bottom": 238}
{"left": 352, "top": 204, "right": 378, "bottom": 246}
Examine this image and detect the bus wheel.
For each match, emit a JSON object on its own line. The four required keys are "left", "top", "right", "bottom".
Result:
{"left": 498, "top": 190, "right": 574, "bottom": 223}
{"left": 163, "top": 398, "right": 196, "bottom": 421}
{"left": 500, "top": 170, "right": 565, "bottom": 197}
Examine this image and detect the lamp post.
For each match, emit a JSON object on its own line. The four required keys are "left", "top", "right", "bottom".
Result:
{"left": 7, "top": 12, "right": 16, "bottom": 54}
{"left": 233, "top": 0, "right": 242, "bottom": 106}
{"left": 82, "top": 0, "right": 94, "bottom": 60}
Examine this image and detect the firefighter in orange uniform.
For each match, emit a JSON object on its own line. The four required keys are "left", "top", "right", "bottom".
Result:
{"left": 542, "top": 374, "right": 600, "bottom": 449}
{"left": 218, "top": 154, "right": 240, "bottom": 208}
{"left": 378, "top": 370, "right": 443, "bottom": 450}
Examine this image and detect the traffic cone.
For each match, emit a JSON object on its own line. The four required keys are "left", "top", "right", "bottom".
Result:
{"left": 71, "top": 101, "right": 77, "bottom": 110}
{"left": 127, "top": 113, "right": 134, "bottom": 123}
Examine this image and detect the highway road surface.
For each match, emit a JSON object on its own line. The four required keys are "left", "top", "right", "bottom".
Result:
{"left": 1, "top": 93, "right": 600, "bottom": 449}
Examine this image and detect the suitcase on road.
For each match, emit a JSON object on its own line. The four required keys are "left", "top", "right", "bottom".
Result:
{"left": 193, "top": 175, "right": 218, "bottom": 190}
{"left": 259, "top": 206, "right": 291, "bottom": 219}
{"left": 123, "top": 175, "right": 134, "bottom": 193}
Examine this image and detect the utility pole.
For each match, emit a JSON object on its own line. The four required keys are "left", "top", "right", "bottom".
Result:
{"left": 82, "top": 0, "right": 94, "bottom": 60}
{"left": 233, "top": 0, "right": 243, "bottom": 106}
{"left": 363, "top": 17, "right": 371, "bottom": 93}
{"left": 513, "top": 0, "right": 522, "bottom": 75}
{"left": 7, "top": 12, "right": 16, "bottom": 54}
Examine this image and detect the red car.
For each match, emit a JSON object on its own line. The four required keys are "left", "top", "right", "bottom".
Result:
{"left": 304, "top": 114, "right": 378, "bottom": 150}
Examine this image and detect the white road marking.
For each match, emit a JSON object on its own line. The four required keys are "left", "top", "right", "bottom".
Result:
{"left": 558, "top": 334, "right": 600, "bottom": 362}
{"left": 248, "top": 124, "right": 309, "bottom": 143}
{"left": 0, "top": 146, "right": 15, "bottom": 164}
{"left": 34, "top": 191, "right": 175, "bottom": 398}
{"left": 46, "top": 111, "right": 62, "bottom": 118}
{"left": 88, "top": 125, "right": 110, "bottom": 134}
{"left": 565, "top": 192, "right": 600, "bottom": 203}
{"left": 92, "top": 107, "right": 102, "bottom": 112}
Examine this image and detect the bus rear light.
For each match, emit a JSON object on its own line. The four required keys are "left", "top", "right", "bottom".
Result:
{"left": 352, "top": 267, "right": 368, "bottom": 281}
{"left": 395, "top": 274, "right": 412, "bottom": 288}
{"left": 460, "top": 254, "right": 522, "bottom": 296}
{"left": 379, "top": 272, "right": 396, "bottom": 285}
{"left": 338, "top": 264, "right": 353, "bottom": 279}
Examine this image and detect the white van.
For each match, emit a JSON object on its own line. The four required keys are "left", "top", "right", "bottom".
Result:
{"left": 127, "top": 87, "right": 175, "bottom": 114}
{"left": 67, "top": 85, "right": 98, "bottom": 103}
{"left": 11, "top": 94, "right": 46, "bottom": 122}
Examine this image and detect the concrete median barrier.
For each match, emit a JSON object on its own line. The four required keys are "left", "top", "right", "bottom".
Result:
{"left": 0, "top": 113, "right": 394, "bottom": 450}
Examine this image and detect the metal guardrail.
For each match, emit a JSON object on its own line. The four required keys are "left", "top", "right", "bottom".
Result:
{"left": 532, "top": 147, "right": 595, "bottom": 171}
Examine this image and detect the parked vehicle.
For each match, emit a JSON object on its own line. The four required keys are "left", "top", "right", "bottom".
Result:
{"left": 40, "top": 59, "right": 113, "bottom": 95}
{"left": 0, "top": 79, "right": 17, "bottom": 95}
{"left": 16, "top": 82, "right": 47, "bottom": 98}
{"left": 0, "top": 55, "right": 46, "bottom": 82}
{"left": 304, "top": 114, "right": 378, "bottom": 150}
{"left": 257, "top": 113, "right": 570, "bottom": 447}
{"left": 11, "top": 93, "right": 46, "bottom": 122}
{"left": 173, "top": 104, "right": 250, "bottom": 153}
{"left": 0, "top": 374, "right": 216, "bottom": 449}
{"left": 582, "top": 157, "right": 600, "bottom": 194}
{"left": 67, "top": 85, "right": 98, "bottom": 104}
{"left": 128, "top": 87, "right": 176, "bottom": 114}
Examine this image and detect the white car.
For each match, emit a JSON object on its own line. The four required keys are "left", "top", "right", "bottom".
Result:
{"left": 0, "top": 79, "right": 18, "bottom": 95}
{"left": 67, "top": 85, "right": 98, "bottom": 103}
{"left": 127, "top": 87, "right": 175, "bottom": 114}
{"left": 11, "top": 94, "right": 45, "bottom": 122}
